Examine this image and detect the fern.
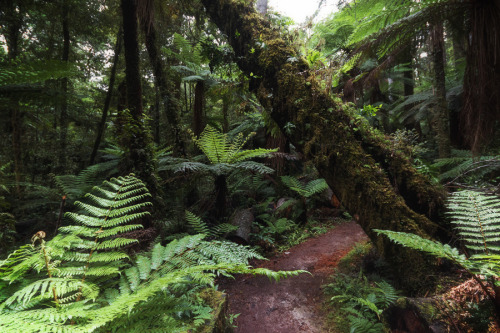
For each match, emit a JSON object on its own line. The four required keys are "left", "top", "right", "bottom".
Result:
{"left": 447, "top": 191, "right": 500, "bottom": 254}
{"left": 190, "top": 125, "right": 277, "bottom": 165}
{"left": 54, "top": 159, "right": 119, "bottom": 201}
{"left": 376, "top": 190, "right": 500, "bottom": 315}
{"left": 281, "top": 176, "right": 328, "bottom": 198}
{"left": 433, "top": 151, "right": 500, "bottom": 183}
{"left": 0, "top": 175, "right": 306, "bottom": 332}
{"left": 185, "top": 210, "right": 237, "bottom": 238}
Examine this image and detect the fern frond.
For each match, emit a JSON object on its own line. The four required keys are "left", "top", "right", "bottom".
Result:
{"left": 185, "top": 211, "right": 210, "bottom": 235}
{"left": 281, "top": 176, "right": 328, "bottom": 198}
{"left": 374, "top": 229, "right": 470, "bottom": 268}
{"left": 4, "top": 278, "right": 98, "bottom": 307}
{"left": 447, "top": 191, "right": 500, "bottom": 255}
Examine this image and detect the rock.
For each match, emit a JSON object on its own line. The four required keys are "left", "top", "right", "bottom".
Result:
{"left": 229, "top": 209, "right": 254, "bottom": 242}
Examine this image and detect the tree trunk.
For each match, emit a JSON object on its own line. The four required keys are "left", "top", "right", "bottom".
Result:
{"left": 58, "top": 0, "right": 70, "bottom": 170}
{"left": 201, "top": 0, "right": 448, "bottom": 293}
{"left": 462, "top": 0, "right": 500, "bottom": 153}
{"left": 120, "top": 0, "right": 157, "bottom": 197}
{"left": 214, "top": 174, "right": 228, "bottom": 218}
{"left": 430, "top": 23, "right": 451, "bottom": 158}
{"left": 193, "top": 80, "right": 205, "bottom": 137}
{"left": 5, "top": 1, "right": 24, "bottom": 194}
{"left": 89, "top": 27, "right": 122, "bottom": 165}
{"left": 142, "top": 18, "right": 185, "bottom": 155}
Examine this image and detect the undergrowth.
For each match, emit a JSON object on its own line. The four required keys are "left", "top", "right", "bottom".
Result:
{"left": 0, "top": 174, "right": 306, "bottom": 332}
{"left": 323, "top": 242, "right": 397, "bottom": 333}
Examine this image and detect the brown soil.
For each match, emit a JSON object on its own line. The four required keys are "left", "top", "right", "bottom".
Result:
{"left": 219, "top": 221, "right": 369, "bottom": 333}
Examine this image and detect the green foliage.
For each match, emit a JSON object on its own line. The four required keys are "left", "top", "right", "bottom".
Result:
{"left": 0, "top": 175, "right": 306, "bottom": 332}
{"left": 433, "top": 150, "right": 500, "bottom": 184}
{"left": 0, "top": 60, "right": 76, "bottom": 88}
{"left": 54, "top": 148, "right": 121, "bottom": 201}
{"left": 0, "top": 213, "right": 16, "bottom": 254}
{"left": 325, "top": 272, "right": 398, "bottom": 333}
{"left": 191, "top": 125, "right": 277, "bottom": 165}
{"left": 376, "top": 190, "right": 500, "bottom": 273}
{"left": 280, "top": 176, "right": 328, "bottom": 198}
{"left": 376, "top": 189, "right": 500, "bottom": 317}
{"left": 162, "top": 126, "right": 277, "bottom": 176}
{"left": 185, "top": 210, "right": 237, "bottom": 238}
{"left": 447, "top": 191, "right": 500, "bottom": 255}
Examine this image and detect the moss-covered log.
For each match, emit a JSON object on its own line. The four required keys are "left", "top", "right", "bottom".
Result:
{"left": 201, "top": 0, "right": 448, "bottom": 292}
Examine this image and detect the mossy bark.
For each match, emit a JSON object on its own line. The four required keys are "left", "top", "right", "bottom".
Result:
{"left": 201, "top": 0, "right": 448, "bottom": 293}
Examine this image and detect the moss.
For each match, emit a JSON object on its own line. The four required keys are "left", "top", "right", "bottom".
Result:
{"left": 196, "top": 288, "right": 230, "bottom": 333}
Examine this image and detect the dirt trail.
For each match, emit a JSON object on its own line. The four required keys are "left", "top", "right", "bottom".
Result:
{"left": 220, "top": 221, "right": 369, "bottom": 333}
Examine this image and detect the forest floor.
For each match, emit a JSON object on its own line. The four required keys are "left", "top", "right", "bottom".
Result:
{"left": 219, "top": 220, "right": 369, "bottom": 333}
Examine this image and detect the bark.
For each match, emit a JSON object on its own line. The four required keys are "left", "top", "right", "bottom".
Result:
{"left": 90, "top": 27, "right": 122, "bottom": 165}
{"left": 462, "top": 0, "right": 500, "bottom": 153}
{"left": 201, "top": 0, "right": 448, "bottom": 293}
{"left": 193, "top": 80, "right": 205, "bottom": 137}
{"left": 5, "top": 1, "right": 24, "bottom": 194}
{"left": 215, "top": 174, "right": 228, "bottom": 218}
{"left": 430, "top": 23, "right": 451, "bottom": 158}
{"left": 222, "top": 93, "right": 229, "bottom": 133}
{"left": 59, "top": 0, "right": 70, "bottom": 170}
{"left": 142, "top": 19, "right": 185, "bottom": 155}
{"left": 121, "top": 0, "right": 157, "bottom": 198}
{"left": 153, "top": 85, "right": 160, "bottom": 144}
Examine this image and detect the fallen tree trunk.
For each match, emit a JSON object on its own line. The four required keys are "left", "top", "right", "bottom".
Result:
{"left": 201, "top": 0, "right": 448, "bottom": 293}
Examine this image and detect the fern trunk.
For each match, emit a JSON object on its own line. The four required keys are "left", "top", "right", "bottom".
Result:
{"left": 214, "top": 174, "right": 228, "bottom": 218}
{"left": 201, "top": 0, "right": 448, "bottom": 293}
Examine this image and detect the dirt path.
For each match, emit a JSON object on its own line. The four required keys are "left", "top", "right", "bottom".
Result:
{"left": 220, "top": 221, "right": 369, "bottom": 333}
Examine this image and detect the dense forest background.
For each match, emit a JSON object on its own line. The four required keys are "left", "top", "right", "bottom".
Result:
{"left": 0, "top": 0, "right": 499, "bottom": 331}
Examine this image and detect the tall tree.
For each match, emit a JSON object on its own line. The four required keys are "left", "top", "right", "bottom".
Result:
{"left": 430, "top": 23, "right": 451, "bottom": 158}
{"left": 89, "top": 28, "right": 122, "bottom": 165}
{"left": 201, "top": 0, "right": 447, "bottom": 292}
{"left": 120, "top": 0, "right": 157, "bottom": 196}
{"left": 58, "top": 0, "right": 70, "bottom": 170}
{"left": 462, "top": 0, "right": 500, "bottom": 152}
{"left": 140, "top": 3, "right": 185, "bottom": 155}
{"left": 2, "top": 0, "right": 25, "bottom": 193}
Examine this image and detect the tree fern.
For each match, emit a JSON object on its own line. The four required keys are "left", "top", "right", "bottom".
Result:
{"left": 190, "top": 125, "right": 277, "bottom": 165}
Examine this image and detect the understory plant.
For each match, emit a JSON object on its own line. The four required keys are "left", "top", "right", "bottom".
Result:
{"left": 0, "top": 174, "right": 305, "bottom": 332}
{"left": 161, "top": 125, "right": 277, "bottom": 218}
{"left": 323, "top": 240, "right": 397, "bottom": 333}
{"left": 376, "top": 190, "right": 500, "bottom": 320}
{"left": 280, "top": 175, "right": 329, "bottom": 225}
